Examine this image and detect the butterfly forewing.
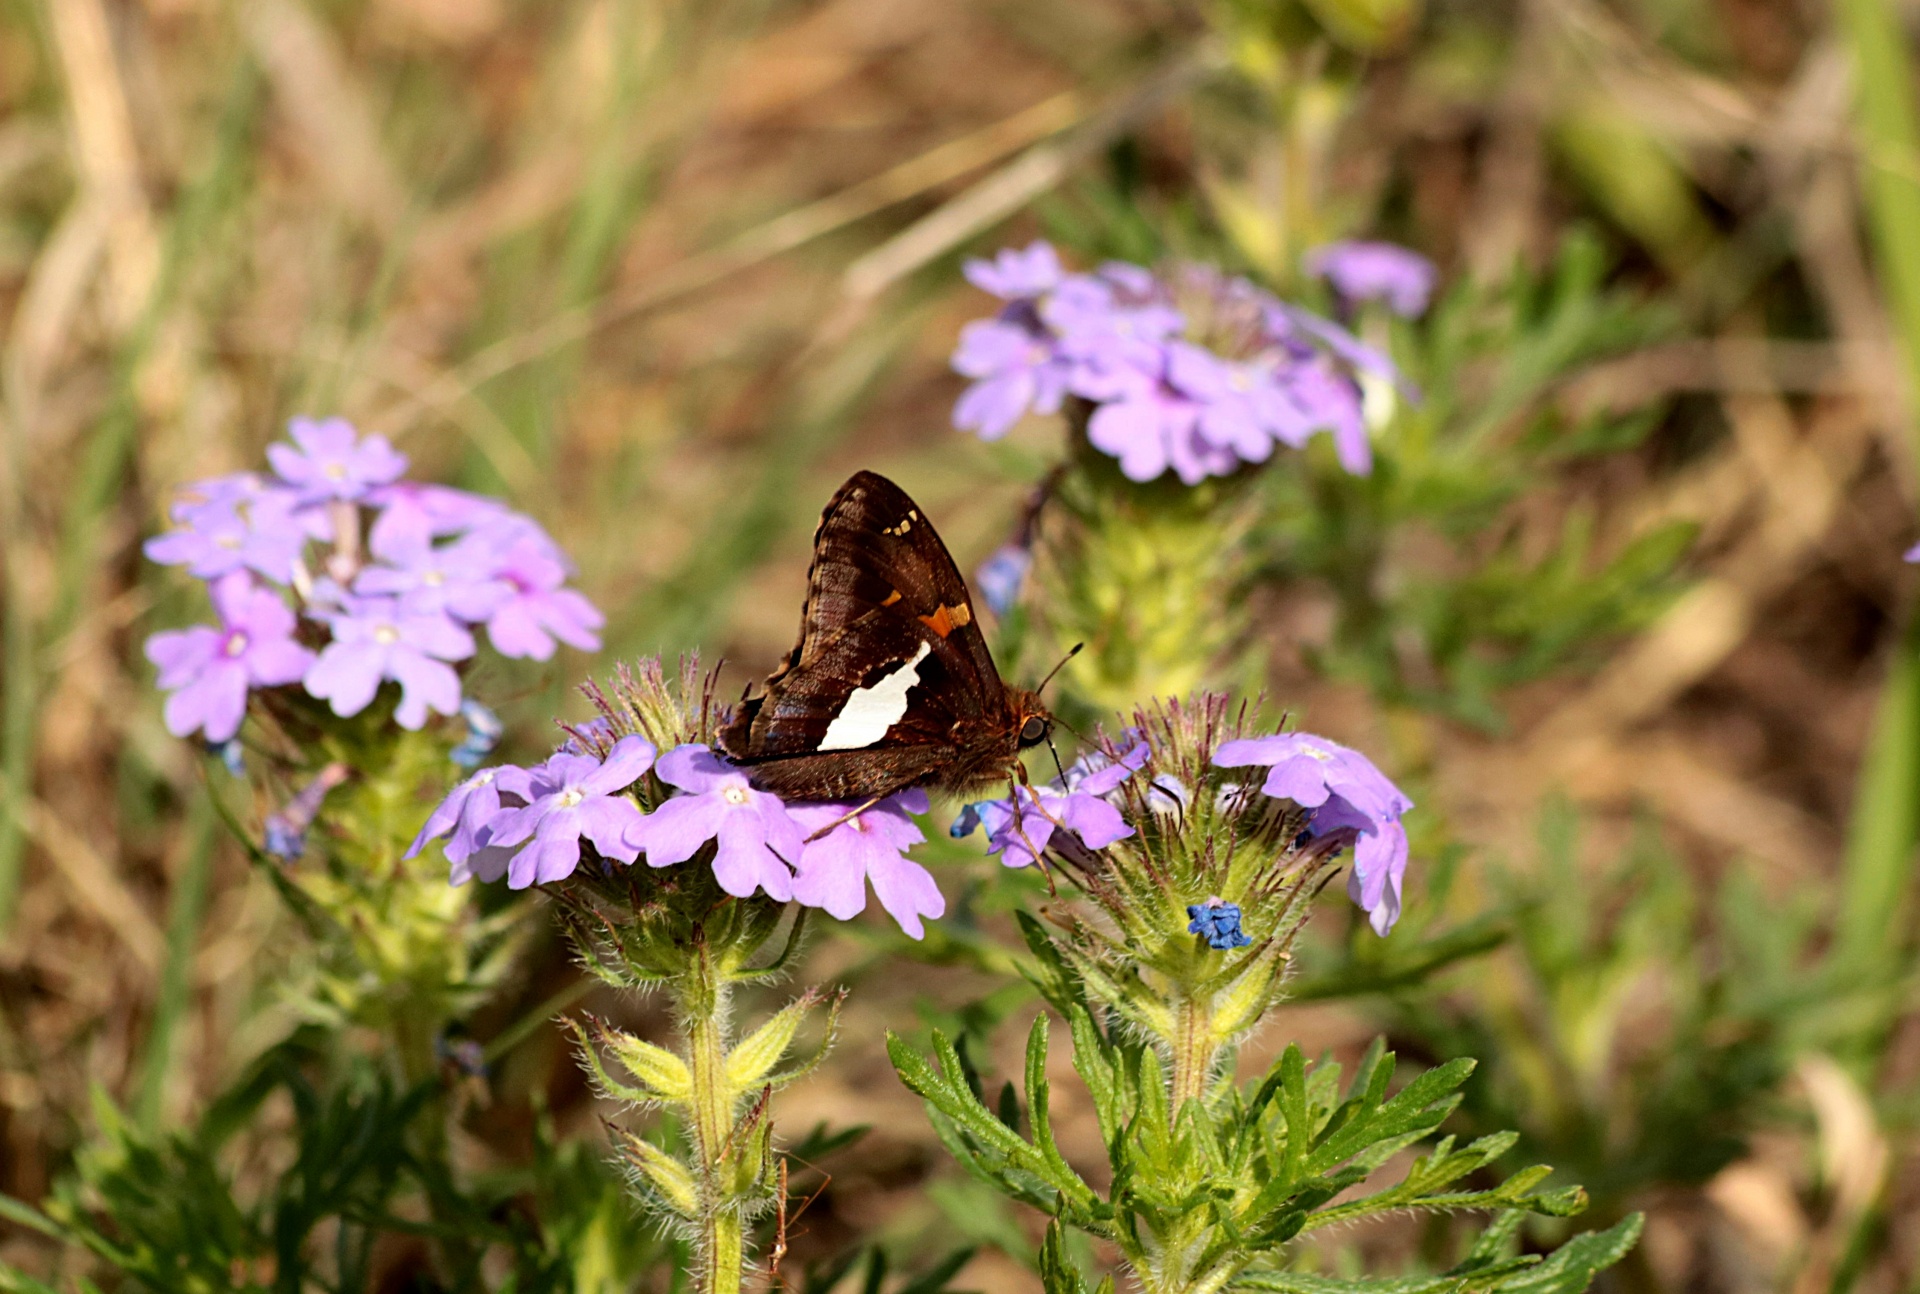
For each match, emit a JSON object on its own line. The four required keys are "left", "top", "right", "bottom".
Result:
{"left": 718, "top": 471, "right": 1041, "bottom": 801}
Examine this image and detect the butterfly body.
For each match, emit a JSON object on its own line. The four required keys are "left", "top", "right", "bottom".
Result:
{"left": 719, "top": 471, "right": 1050, "bottom": 802}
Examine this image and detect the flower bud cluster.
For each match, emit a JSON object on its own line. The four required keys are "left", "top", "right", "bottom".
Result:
{"left": 144, "top": 417, "right": 603, "bottom": 743}
{"left": 950, "top": 241, "right": 1426, "bottom": 481}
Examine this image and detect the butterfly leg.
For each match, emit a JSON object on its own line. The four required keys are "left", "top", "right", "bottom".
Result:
{"left": 800, "top": 793, "right": 887, "bottom": 843}
{"left": 1009, "top": 765, "right": 1062, "bottom": 896}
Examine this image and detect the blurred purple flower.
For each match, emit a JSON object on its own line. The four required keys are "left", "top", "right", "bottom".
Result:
{"left": 357, "top": 501, "right": 512, "bottom": 621}
{"left": 788, "top": 789, "right": 943, "bottom": 938}
{"left": 482, "top": 528, "right": 605, "bottom": 660}
{"left": 267, "top": 417, "right": 408, "bottom": 503}
{"left": 951, "top": 318, "right": 1071, "bottom": 440}
{"left": 167, "top": 471, "right": 275, "bottom": 519}
{"left": 1085, "top": 374, "right": 1237, "bottom": 485}
{"left": 975, "top": 544, "right": 1032, "bottom": 618}
{"left": 1282, "top": 359, "right": 1374, "bottom": 475}
{"left": 367, "top": 481, "right": 511, "bottom": 536}
{"left": 963, "top": 241, "right": 1063, "bottom": 300}
{"left": 1044, "top": 276, "right": 1183, "bottom": 378}
{"left": 145, "top": 572, "right": 316, "bottom": 742}
{"left": 627, "top": 744, "right": 799, "bottom": 901}
{"left": 1164, "top": 342, "right": 1285, "bottom": 464}
{"left": 1213, "top": 731, "right": 1414, "bottom": 935}
{"left": 1906, "top": 542, "right": 1920, "bottom": 563}
{"left": 144, "top": 489, "right": 308, "bottom": 585}
{"left": 1306, "top": 241, "right": 1437, "bottom": 318}
{"left": 303, "top": 596, "right": 474, "bottom": 729}
{"left": 949, "top": 246, "right": 1409, "bottom": 483}
{"left": 486, "top": 736, "right": 653, "bottom": 888}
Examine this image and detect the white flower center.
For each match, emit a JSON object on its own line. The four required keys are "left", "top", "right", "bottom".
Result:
{"left": 557, "top": 788, "right": 584, "bottom": 808}
{"left": 216, "top": 534, "right": 242, "bottom": 549}
{"left": 324, "top": 462, "right": 347, "bottom": 479}
{"left": 223, "top": 631, "right": 249, "bottom": 657}
{"left": 1301, "top": 744, "right": 1331, "bottom": 761}
{"left": 423, "top": 569, "right": 444, "bottom": 586}
{"left": 373, "top": 624, "right": 399, "bottom": 645}
{"left": 473, "top": 770, "right": 495, "bottom": 786}
{"left": 722, "top": 784, "right": 750, "bottom": 806}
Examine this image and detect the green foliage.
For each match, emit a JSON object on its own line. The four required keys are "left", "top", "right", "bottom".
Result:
{"left": 0, "top": 1033, "right": 670, "bottom": 1294}
{"left": 1374, "top": 803, "right": 1908, "bottom": 1219}
{"left": 1260, "top": 233, "right": 1692, "bottom": 730}
{"left": 1237, "top": 1211, "right": 1644, "bottom": 1294}
{"left": 890, "top": 1012, "right": 1620, "bottom": 1294}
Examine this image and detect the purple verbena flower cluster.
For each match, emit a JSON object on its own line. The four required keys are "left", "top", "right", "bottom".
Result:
{"left": 951, "top": 724, "right": 1415, "bottom": 936}
{"left": 951, "top": 241, "right": 1417, "bottom": 480}
{"left": 144, "top": 417, "right": 603, "bottom": 743}
{"left": 1213, "top": 731, "right": 1414, "bottom": 935}
{"left": 410, "top": 739, "right": 947, "bottom": 939}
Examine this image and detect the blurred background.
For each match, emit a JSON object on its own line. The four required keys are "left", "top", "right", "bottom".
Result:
{"left": 3, "top": 0, "right": 1920, "bottom": 1287}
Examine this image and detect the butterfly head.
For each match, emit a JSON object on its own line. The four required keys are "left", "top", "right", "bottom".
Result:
{"left": 1015, "top": 697, "right": 1052, "bottom": 750}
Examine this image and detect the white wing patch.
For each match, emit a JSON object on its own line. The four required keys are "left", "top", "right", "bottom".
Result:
{"left": 819, "top": 641, "right": 932, "bottom": 751}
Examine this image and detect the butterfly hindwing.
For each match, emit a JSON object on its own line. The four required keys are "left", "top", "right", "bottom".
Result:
{"left": 719, "top": 471, "right": 1039, "bottom": 801}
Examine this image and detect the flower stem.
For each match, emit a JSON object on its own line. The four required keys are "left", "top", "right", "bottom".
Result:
{"left": 1169, "top": 991, "right": 1216, "bottom": 1114}
{"left": 680, "top": 938, "right": 745, "bottom": 1294}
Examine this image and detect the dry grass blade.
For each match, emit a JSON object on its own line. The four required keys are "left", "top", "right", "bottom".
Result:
{"left": 842, "top": 43, "right": 1224, "bottom": 301}
{"left": 243, "top": 0, "right": 405, "bottom": 230}
{"left": 47, "top": 0, "right": 158, "bottom": 331}
{"left": 369, "top": 86, "right": 1090, "bottom": 438}
{"left": 22, "top": 797, "right": 163, "bottom": 972}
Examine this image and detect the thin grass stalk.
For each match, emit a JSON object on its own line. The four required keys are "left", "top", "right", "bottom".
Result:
{"left": 0, "top": 62, "right": 260, "bottom": 934}
{"left": 1830, "top": 0, "right": 1920, "bottom": 981}
{"left": 133, "top": 790, "right": 216, "bottom": 1132}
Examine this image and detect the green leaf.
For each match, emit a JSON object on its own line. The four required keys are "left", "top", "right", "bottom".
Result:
{"left": 727, "top": 988, "right": 843, "bottom": 1095}
{"left": 898, "top": 1247, "right": 980, "bottom": 1294}
{"left": 1068, "top": 1007, "right": 1124, "bottom": 1148}
{"left": 612, "top": 1128, "right": 699, "bottom": 1217}
{"left": 887, "top": 1029, "right": 1103, "bottom": 1227}
{"left": 1039, "top": 1219, "right": 1089, "bottom": 1294}
{"left": 570, "top": 1017, "right": 691, "bottom": 1106}
{"left": 1496, "top": 1213, "right": 1642, "bottom": 1292}
{"left": 1239, "top": 1213, "right": 1637, "bottom": 1294}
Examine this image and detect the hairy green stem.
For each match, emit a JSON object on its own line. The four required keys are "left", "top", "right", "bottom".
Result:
{"left": 679, "top": 940, "right": 745, "bottom": 1294}
{"left": 1169, "top": 992, "right": 1217, "bottom": 1114}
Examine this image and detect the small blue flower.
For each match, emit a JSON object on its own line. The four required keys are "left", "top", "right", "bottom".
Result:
{"left": 263, "top": 763, "right": 348, "bottom": 860}
{"left": 436, "top": 1035, "right": 489, "bottom": 1078}
{"left": 451, "top": 699, "right": 503, "bottom": 768}
{"left": 974, "top": 544, "right": 1032, "bottom": 618}
{"left": 206, "top": 737, "right": 246, "bottom": 776}
{"left": 950, "top": 801, "right": 988, "bottom": 838}
{"left": 1186, "top": 898, "right": 1251, "bottom": 950}
{"left": 263, "top": 816, "right": 306, "bottom": 861}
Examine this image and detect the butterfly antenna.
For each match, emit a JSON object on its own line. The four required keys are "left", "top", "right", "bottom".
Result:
{"left": 1045, "top": 732, "right": 1067, "bottom": 783}
{"left": 1035, "top": 642, "right": 1083, "bottom": 696}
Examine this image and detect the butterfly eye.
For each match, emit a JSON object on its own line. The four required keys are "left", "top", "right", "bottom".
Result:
{"left": 1019, "top": 715, "right": 1050, "bottom": 746}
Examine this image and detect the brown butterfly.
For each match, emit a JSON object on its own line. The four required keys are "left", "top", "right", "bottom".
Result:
{"left": 718, "top": 471, "right": 1053, "bottom": 803}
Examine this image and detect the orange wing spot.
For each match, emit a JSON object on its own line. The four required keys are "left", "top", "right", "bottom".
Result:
{"left": 918, "top": 602, "right": 972, "bottom": 637}
{"left": 881, "top": 589, "right": 903, "bottom": 607}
